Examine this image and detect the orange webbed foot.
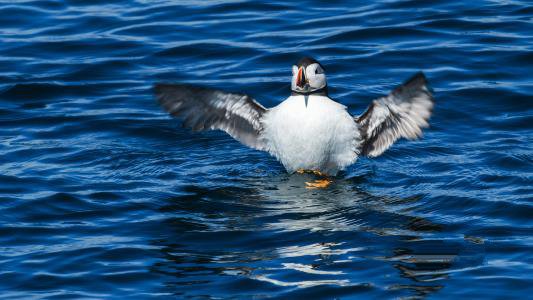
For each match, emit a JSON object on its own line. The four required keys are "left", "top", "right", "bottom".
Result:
{"left": 305, "top": 179, "right": 333, "bottom": 189}
{"left": 296, "top": 169, "right": 333, "bottom": 189}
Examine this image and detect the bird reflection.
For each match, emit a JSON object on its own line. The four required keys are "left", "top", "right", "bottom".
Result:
{"left": 151, "top": 172, "right": 483, "bottom": 298}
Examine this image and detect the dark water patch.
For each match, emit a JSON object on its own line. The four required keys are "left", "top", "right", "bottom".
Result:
{"left": 0, "top": 82, "right": 134, "bottom": 103}
{"left": 0, "top": 0, "right": 532, "bottom": 298}
{"left": 0, "top": 6, "right": 51, "bottom": 28}
{"left": 511, "top": 5, "right": 533, "bottom": 16}
{"left": 153, "top": 42, "right": 263, "bottom": 60}
{"left": 312, "top": 27, "right": 442, "bottom": 45}
{"left": 207, "top": 1, "right": 293, "bottom": 13}
{"left": 57, "top": 60, "right": 137, "bottom": 81}
{"left": 445, "top": 88, "right": 532, "bottom": 113}
{"left": 3, "top": 39, "right": 146, "bottom": 60}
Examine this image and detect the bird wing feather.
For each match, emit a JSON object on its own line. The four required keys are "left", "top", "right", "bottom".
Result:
{"left": 155, "top": 83, "right": 267, "bottom": 150}
{"left": 355, "top": 72, "right": 434, "bottom": 157}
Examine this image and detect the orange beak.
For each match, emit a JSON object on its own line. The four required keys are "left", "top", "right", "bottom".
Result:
{"left": 296, "top": 67, "right": 306, "bottom": 88}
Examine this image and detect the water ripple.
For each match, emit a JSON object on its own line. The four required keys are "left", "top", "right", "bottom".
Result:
{"left": 0, "top": 0, "right": 531, "bottom": 298}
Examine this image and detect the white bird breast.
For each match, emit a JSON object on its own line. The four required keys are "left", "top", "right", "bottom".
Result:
{"left": 261, "top": 95, "right": 361, "bottom": 175}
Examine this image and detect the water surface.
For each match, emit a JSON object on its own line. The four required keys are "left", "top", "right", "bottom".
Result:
{"left": 0, "top": 0, "right": 532, "bottom": 298}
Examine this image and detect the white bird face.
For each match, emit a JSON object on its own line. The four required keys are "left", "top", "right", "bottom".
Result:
{"left": 291, "top": 58, "right": 327, "bottom": 94}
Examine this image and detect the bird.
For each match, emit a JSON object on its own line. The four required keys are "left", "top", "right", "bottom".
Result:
{"left": 155, "top": 57, "right": 434, "bottom": 188}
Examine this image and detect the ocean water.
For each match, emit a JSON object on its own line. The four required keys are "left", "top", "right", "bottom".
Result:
{"left": 0, "top": 0, "right": 532, "bottom": 299}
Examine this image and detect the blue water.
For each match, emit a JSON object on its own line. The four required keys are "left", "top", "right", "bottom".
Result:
{"left": 1, "top": 0, "right": 532, "bottom": 299}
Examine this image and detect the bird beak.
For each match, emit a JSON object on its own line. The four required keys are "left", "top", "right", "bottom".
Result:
{"left": 296, "top": 67, "right": 306, "bottom": 88}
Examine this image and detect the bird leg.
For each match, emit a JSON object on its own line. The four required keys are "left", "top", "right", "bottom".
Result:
{"left": 296, "top": 169, "right": 326, "bottom": 176}
{"left": 311, "top": 170, "right": 326, "bottom": 176}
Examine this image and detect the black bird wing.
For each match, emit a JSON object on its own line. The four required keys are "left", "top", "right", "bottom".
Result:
{"left": 155, "top": 84, "right": 268, "bottom": 150}
{"left": 355, "top": 72, "right": 434, "bottom": 157}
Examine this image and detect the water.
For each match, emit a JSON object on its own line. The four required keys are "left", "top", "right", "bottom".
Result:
{"left": 0, "top": 0, "right": 532, "bottom": 298}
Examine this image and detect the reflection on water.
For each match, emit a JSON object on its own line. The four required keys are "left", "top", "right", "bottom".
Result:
{"left": 153, "top": 173, "right": 485, "bottom": 298}
{"left": 1, "top": 1, "right": 529, "bottom": 297}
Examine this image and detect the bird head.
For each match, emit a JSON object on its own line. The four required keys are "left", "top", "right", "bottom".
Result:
{"left": 291, "top": 57, "right": 327, "bottom": 95}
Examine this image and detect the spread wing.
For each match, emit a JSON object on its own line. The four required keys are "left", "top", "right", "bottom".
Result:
{"left": 155, "top": 83, "right": 268, "bottom": 150}
{"left": 355, "top": 72, "right": 434, "bottom": 157}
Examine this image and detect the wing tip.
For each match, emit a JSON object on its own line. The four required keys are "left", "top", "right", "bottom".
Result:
{"left": 394, "top": 71, "right": 435, "bottom": 103}
{"left": 153, "top": 83, "right": 176, "bottom": 99}
{"left": 153, "top": 83, "right": 171, "bottom": 108}
{"left": 402, "top": 71, "right": 428, "bottom": 89}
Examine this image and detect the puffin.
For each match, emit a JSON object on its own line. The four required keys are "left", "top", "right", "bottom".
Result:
{"left": 155, "top": 57, "right": 434, "bottom": 188}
